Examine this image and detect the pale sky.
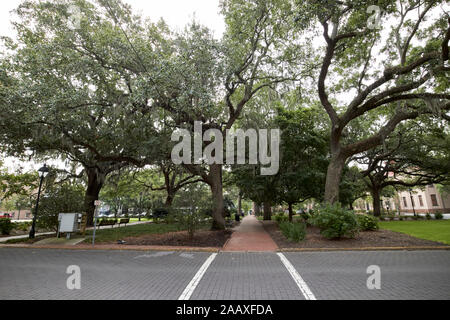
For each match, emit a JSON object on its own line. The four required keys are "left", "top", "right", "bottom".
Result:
{"left": 0, "top": 0, "right": 225, "bottom": 172}
{"left": 0, "top": 0, "right": 225, "bottom": 38}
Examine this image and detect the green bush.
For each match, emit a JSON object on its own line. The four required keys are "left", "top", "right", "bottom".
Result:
{"left": 300, "top": 212, "right": 311, "bottom": 222}
{"left": 153, "top": 208, "right": 169, "bottom": 222}
{"left": 279, "top": 221, "right": 306, "bottom": 242}
{"left": 274, "top": 212, "right": 288, "bottom": 223}
{"left": 162, "top": 211, "right": 177, "bottom": 224}
{"left": 312, "top": 203, "right": 359, "bottom": 239}
{"left": 0, "top": 218, "right": 15, "bottom": 235}
{"left": 435, "top": 212, "right": 443, "bottom": 220}
{"left": 426, "top": 213, "right": 432, "bottom": 220}
{"left": 176, "top": 209, "right": 206, "bottom": 239}
{"left": 356, "top": 214, "right": 379, "bottom": 231}
{"left": 14, "top": 221, "right": 31, "bottom": 232}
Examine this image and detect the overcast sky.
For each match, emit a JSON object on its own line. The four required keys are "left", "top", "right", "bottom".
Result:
{"left": 0, "top": 0, "right": 225, "bottom": 38}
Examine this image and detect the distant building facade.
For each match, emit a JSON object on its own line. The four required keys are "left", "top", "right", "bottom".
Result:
{"left": 354, "top": 184, "right": 450, "bottom": 214}
{"left": 397, "top": 184, "right": 450, "bottom": 214}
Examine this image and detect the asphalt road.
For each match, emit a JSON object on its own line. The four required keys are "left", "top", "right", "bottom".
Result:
{"left": 1, "top": 248, "right": 449, "bottom": 300}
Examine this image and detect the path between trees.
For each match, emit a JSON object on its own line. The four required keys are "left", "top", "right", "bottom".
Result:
{"left": 222, "top": 215, "right": 278, "bottom": 252}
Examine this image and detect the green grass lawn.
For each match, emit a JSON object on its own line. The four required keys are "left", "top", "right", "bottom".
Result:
{"left": 85, "top": 221, "right": 210, "bottom": 243}
{"left": 379, "top": 220, "right": 450, "bottom": 245}
{"left": 129, "top": 218, "right": 152, "bottom": 222}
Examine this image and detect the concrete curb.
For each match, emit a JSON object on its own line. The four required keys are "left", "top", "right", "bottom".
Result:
{"left": 0, "top": 243, "right": 220, "bottom": 252}
{"left": 2, "top": 244, "right": 448, "bottom": 253}
{"left": 278, "top": 246, "right": 450, "bottom": 252}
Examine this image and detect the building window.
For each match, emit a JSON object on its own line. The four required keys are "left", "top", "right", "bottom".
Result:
{"left": 430, "top": 194, "right": 438, "bottom": 207}
{"left": 403, "top": 197, "right": 407, "bottom": 207}
{"left": 418, "top": 195, "right": 424, "bottom": 207}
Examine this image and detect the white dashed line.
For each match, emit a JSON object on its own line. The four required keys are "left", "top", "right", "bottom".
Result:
{"left": 277, "top": 253, "right": 316, "bottom": 300}
{"left": 178, "top": 253, "right": 217, "bottom": 300}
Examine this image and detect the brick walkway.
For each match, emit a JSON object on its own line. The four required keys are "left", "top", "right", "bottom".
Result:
{"left": 223, "top": 215, "right": 278, "bottom": 252}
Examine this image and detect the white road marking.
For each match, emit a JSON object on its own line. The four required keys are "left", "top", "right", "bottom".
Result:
{"left": 277, "top": 253, "right": 317, "bottom": 300}
{"left": 178, "top": 253, "right": 217, "bottom": 300}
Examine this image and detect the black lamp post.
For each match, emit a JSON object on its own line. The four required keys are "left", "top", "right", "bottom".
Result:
{"left": 29, "top": 164, "right": 49, "bottom": 238}
{"left": 408, "top": 188, "right": 416, "bottom": 217}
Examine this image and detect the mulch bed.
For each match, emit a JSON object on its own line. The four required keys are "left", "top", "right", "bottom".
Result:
{"left": 262, "top": 221, "right": 448, "bottom": 249}
{"left": 121, "top": 229, "right": 233, "bottom": 248}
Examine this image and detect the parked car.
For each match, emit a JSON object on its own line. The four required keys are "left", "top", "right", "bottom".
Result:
{"left": 0, "top": 213, "right": 11, "bottom": 219}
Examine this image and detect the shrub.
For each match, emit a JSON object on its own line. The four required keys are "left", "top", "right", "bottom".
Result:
{"left": 162, "top": 212, "right": 177, "bottom": 224}
{"left": 176, "top": 209, "right": 206, "bottom": 240}
{"left": 300, "top": 212, "right": 311, "bottom": 222}
{"left": 412, "top": 215, "right": 419, "bottom": 220}
{"left": 426, "top": 213, "right": 432, "bottom": 220}
{"left": 0, "top": 218, "right": 15, "bottom": 235}
{"left": 399, "top": 216, "right": 404, "bottom": 221}
{"left": 279, "top": 221, "right": 306, "bottom": 242}
{"left": 435, "top": 212, "right": 444, "bottom": 220}
{"left": 153, "top": 208, "right": 169, "bottom": 221}
{"left": 274, "top": 212, "right": 288, "bottom": 223}
{"left": 14, "top": 221, "right": 31, "bottom": 232}
{"left": 356, "top": 214, "right": 379, "bottom": 231}
{"left": 312, "top": 203, "right": 359, "bottom": 239}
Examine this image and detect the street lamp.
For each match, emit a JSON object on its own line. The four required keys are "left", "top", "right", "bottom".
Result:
{"left": 29, "top": 164, "right": 49, "bottom": 238}
{"left": 408, "top": 188, "right": 416, "bottom": 217}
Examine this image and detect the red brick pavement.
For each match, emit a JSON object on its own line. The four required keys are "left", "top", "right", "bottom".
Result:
{"left": 222, "top": 215, "right": 278, "bottom": 252}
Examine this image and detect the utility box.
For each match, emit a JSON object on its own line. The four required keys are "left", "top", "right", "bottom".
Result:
{"left": 58, "top": 213, "right": 83, "bottom": 234}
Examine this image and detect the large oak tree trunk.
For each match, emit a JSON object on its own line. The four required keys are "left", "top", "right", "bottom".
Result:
{"left": 209, "top": 164, "right": 226, "bottom": 230}
{"left": 324, "top": 153, "right": 346, "bottom": 204}
{"left": 165, "top": 191, "right": 175, "bottom": 207}
{"left": 253, "top": 202, "right": 261, "bottom": 216}
{"left": 263, "top": 201, "right": 272, "bottom": 220}
{"left": 371, "top": 187, "right": 382, "bottom": 217}
{"left": 288, "top": 203, "right": 293, "bottom": 222}
{"left": 84, "top": 167, "right": 106, "bottom": 226}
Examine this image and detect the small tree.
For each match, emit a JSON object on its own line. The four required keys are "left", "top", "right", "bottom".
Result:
{"left": 37, "top": 183, "right": 85, "bottom": 232}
